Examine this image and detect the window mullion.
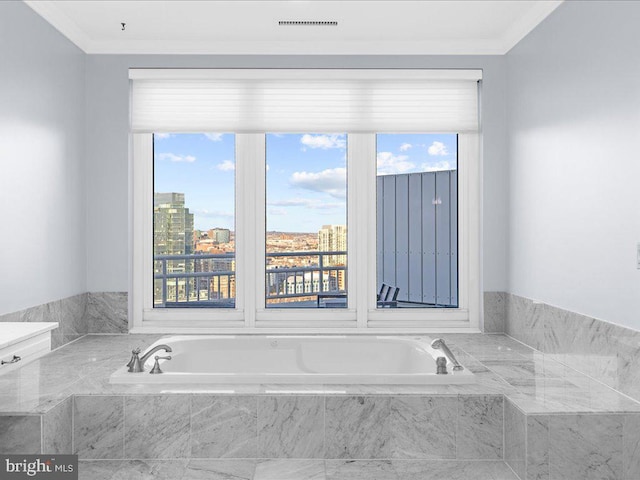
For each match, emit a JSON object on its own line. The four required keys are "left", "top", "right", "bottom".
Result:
{"left": 236, "top": 134, "right": 265, "bottom": 328}
{"left": 347, "top": 133, "right": 377, "bottom": 328}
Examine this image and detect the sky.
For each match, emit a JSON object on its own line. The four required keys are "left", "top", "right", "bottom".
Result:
{"left": 154, "top": 133, "right": 457, "bottom": 232}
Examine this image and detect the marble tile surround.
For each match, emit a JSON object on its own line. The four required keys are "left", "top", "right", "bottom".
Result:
{"left": 0, "top": 291, "right": 127, "bottom": 351}
{"left": 2, "top": 333, "right": 640, "bottom": 479}
{"left": 484, "top": 291, "right": 506, "bottom": 333}
{"left": 86, "top": 292, "right": 128, "bottom": 334}
{"left": 76, "top": 459, "right": 520, "bottom": 480}
{"left": 504, "top": 398, "right": 640, "bottom": 480}
{"left": 66, "top": 394, "right": 504, "bottom": 461}
{"left": 0, "top": 293, "right": 88, "bottom": 349}
{"left": 504, "top": 292, "right": 640, "bottom": 403}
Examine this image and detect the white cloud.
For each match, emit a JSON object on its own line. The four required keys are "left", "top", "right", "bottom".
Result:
{"left": 156, "top": 153, "right": 196, "bottom": 163}
{"left": 290, "top": 167, "right": 347, "bottom": 198}
{"left": 399, "top": 143, "right": 412, "bottom": 152}
{"left": 154, "top": 133, "right": 172, "bottom": 140}
{"left": 268, "top": 198, "right": 345, "bottom": 210}
{"left": 376, "top": 152, "right": 415, "bottom": 175}
{"left": 216, "top": 160, "right": 235, "bottom": 171}
{"left": 193, "top": 209, "right": 234, "bottom": 219}
{"left": 300, "top": 134, "right": 346, "bottom": 150}
{"left": 268, "top": 199, "right": 313, "bottom": 207}
{"left": 204, "top": 133, "right": 224, "bottom": 142}
{"left": 420, "top": 160, "right": 456, "bottom": 172}
{"left": 268, "top": 208, "right": 288, "bottom": 216}
{"left": 427, "top": 141, "right": 449, "bottom": 156}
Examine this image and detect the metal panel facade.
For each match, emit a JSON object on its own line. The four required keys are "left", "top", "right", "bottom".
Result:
{"left": 377, "top": 170, "right": 458, "bottom": 307}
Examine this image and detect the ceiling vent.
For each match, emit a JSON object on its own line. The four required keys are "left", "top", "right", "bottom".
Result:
{"left": 278, "top": 21, "right": 338, "bottom": 27}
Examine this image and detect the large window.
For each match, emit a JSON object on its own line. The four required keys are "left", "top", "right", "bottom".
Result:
{"left": 265, "top": 134, "right": 348, "bottom": 309}
{"left": 131, "top": 69, "right": 481, "bottom": 331}
{"left": 376, "top": 134, "right": 458, "bottom": 309}
{"left": 153, "top": 133, "right": 235, "bottom": 308}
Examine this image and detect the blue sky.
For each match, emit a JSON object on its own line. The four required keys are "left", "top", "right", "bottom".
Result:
{"left": 154, "top": 133, "right": 457, "bottom": 233}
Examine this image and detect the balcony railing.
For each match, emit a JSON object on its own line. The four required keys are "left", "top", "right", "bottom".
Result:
{"left": 153, "top": 251, "right": 347, "bottom": 308}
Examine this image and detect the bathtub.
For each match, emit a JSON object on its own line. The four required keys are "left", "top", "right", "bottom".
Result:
{"left": 109, "top": 335, "right": 475, "bottom": 385}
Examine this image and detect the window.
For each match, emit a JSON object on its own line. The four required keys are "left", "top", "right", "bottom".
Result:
{"left": 153, "top": 133, "right": 235, "bottom": 309}
{"left": 131, "top": 69, "right": 481, "bottom": 332}
{"left": 376, "top": 134, "right": 458, "bottom": 309}
{"left": 265, "top": 134, "right": 348, "bottom": 309}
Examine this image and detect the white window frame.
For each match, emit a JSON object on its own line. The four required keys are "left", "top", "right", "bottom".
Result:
{"left": 130, "top": 131, "right": 480, "bottom": 333}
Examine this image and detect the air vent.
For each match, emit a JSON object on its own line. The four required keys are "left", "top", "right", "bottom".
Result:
{"left": 278, "top": 21, "right": 338, "bottom": 27}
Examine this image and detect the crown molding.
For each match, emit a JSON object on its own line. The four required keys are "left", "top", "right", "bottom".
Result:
{"left": 23, "top": 0, "right": 563, "bottom": 56}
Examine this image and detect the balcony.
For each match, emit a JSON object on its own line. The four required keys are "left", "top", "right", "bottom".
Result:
{"left": 153, "top": 251, "right": 347, "bottom": 308}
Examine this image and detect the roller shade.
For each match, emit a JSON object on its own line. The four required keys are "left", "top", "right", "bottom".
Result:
{"left": 130, "top": 69, "right": 481, "bottom": 133}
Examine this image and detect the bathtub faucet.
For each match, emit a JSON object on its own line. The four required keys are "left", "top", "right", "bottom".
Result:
{"left": 430, "top": 338, "right": 464, "bottom": 371}
{"left": 127, "top": 344, "right": 173, "bottom": 373}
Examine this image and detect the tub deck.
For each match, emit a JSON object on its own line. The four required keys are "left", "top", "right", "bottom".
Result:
{"left": 1, "top": 333, "right": 639, "bottom": 480}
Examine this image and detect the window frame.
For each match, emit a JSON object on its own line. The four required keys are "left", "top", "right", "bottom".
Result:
{"left": 131, "top": 131, "right": 480, "bottom": 333}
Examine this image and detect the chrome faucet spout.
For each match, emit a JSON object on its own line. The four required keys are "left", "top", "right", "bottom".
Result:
{"left": 127, "top": 344, "right": 172, "bottom": 373}
{"left": 430, "top": 338, "right": 464, "bottom": 371}
{"left": 140, "top": 344, "right": 173, "bottom": 365}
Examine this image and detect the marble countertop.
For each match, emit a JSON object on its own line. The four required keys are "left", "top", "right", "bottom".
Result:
{"left": 0, "top": 332, "right": 638, "bottom": 416}
{"left": 0, "top": 322, "right": 58, "bottom": 350}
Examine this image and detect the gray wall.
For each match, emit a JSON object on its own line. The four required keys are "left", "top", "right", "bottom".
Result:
{"left": 506, "top": 1, "right": 640, "bottom": 329}
{"left": 85, "top": 54, "right": 509, "bottom": 294}
{"left": 0, "top": 2, "right": 86, "bottom": 315}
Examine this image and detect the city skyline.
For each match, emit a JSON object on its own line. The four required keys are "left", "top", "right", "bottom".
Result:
{"left": 154, "top": 132, "right": 457, "bottom": 233}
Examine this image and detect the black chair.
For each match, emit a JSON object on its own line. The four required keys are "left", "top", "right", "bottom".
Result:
{"left": 377, "top": 284, "right": 399, "bottom": 308}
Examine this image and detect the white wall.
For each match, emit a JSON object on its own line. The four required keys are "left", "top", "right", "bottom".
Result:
{"left": 507, "top": 1, "right": 640, "bottom": 329}
{"left": 0, "top": 2, "right": 86, "bottom": 315}
{"left": 85, "top": 55, "right": 509, "bottom": 294}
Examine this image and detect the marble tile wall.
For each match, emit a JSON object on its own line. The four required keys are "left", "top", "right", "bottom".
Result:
{"left": 76, "top": 459, "right": 520, "bottom": 480}
{"left": 504, "top": 398, "right": 640, "bottom": 480}
{"left": 484, "top": 291, "right": 506, "bottom": 333}
{"left": 43, "top": 396, "right": 73, "bottom": 453}
{"left": 0, "top": 415, "right": 41, "bottom": 454}
{"left": 504, "top": 292, "right": 640, "bottom": 403}
{"left": 69, "top": 394, "right": 504, "bottom": 461}
{"left": 0, "top": 293, "right": 88, "bottom": 349}
{"left": 86, "top": 292, "right": 128, "bottom": 334}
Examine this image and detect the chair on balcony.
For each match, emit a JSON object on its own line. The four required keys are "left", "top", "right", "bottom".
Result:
{"left": 377, "top": 283, "right": 399, "bottom": 308}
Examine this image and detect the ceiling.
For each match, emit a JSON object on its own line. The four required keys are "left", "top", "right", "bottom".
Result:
{"left": 24, "top": 0, "right": 563, "bottom": 55}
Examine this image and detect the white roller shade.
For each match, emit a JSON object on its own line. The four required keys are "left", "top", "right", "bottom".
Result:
{"left": 130, "top": 69, "right": 481, "bottom": 133}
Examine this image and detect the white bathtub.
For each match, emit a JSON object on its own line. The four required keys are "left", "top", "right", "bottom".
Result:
{"left": 109, "top": 335, "right": 475, "bottom": 385}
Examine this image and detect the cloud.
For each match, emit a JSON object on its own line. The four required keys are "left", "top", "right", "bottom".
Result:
{"left": 300, "top": 134, "right": 346, "bottom": 150}
{"left": 376, "top": 152, "right": 415, "bottom": 175}
{"left": 154, "top": 133, "right": 173, "bottom": 140}
{"left": 268, "top": 199, "right": 313, "bottom": 207}
{"left": 204, "top": 133, "right": 224, "bottom": 142}
{"left": 268, "top": 208, "right": 288, "bottom": 216}
{"left": 216, "top": 160, "right": 235, "bottom": 171}
{"left": 428, "top": 141, "right": 449, "bottom": 156}
{"left": 156, "top": 153, "right": 196, "bottom": 163}
{"left": 193, "top": 209, "right": 234, "bottom": 219}
{"left": 268, "top": 198, "right": 345, "bottom": 209}
{"left": 289, "top": 167, "right": 347, "bottom": 198}
{"left": 399, "top": 143, "right": 412, "bottom": 152}
{"left": 420, "top": 160, "right": 456, "bottom": 172}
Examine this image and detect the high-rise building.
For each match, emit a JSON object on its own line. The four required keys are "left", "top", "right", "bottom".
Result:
{"left": 318, "top": 224, "right": 347, "bottom": 266}
{"left": 208, "top": 228, "right": 231, "bottom": 244}
{"left": 318, "top": 224, "right": 347, "bottom": 291}
{"left": 153, "top": 192, "right": 195, "bottom": 303}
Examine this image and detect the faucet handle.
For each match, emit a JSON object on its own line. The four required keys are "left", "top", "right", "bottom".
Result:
{"left": 126, "top": 348, "right": 142, "bottom": 370}
{"left": 149, "top": 355, "right": 172, "bottom": 375}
